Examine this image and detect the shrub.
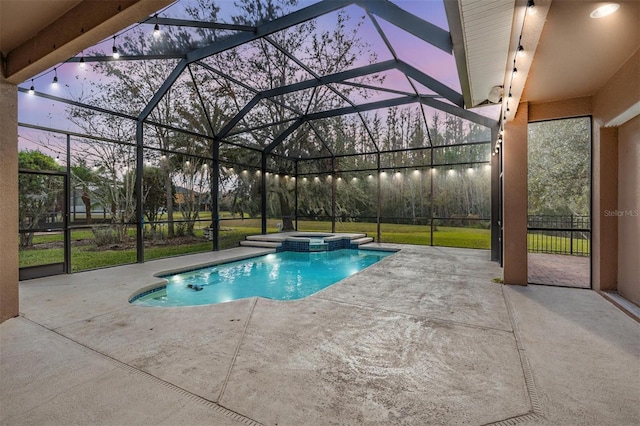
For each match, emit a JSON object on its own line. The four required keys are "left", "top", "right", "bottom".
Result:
{"left": 92, "top": 227, "right": 120, "bottom": 246}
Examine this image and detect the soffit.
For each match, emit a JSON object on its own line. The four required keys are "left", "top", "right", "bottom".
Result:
{"left": 1, "top": 0, "right": 172, "bottom": 83}
{"left": 523, "top": 0, "right": 640, "bottom": 103}
{"left": 452, "top": 0, "right": 516, "bottom": 107}
{"left": 0, "top": 1, "right": 83, "bottom": 54}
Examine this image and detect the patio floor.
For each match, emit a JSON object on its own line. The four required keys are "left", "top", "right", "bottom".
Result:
{"left": 528, "top": 252, "right": 590, "bottom": 288}
{"left": 1, "top": 245, "right": 638, "bottom": 425}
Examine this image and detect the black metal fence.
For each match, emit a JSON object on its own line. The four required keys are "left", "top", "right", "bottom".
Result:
{"left": 527, "top": 215, "right": 590, "bottom": 256}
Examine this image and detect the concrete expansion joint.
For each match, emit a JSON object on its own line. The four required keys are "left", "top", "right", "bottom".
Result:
{"left": 218, "top": 297, "right": 259, "bottom": 402}
{"left": 20, "top": 316, "right": 263, "bottom": 426}
{"left": 501, "top": 287, "right": 545, "bottom": 420}
{"left": 483, "top": 411, "right": 544, "bottom": 425}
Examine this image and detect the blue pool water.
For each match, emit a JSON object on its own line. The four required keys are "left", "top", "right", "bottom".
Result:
{"left": 131, "top": 249, "right": 394, "bottom": 307}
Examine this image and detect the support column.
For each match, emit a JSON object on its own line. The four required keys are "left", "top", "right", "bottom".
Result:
{"left": 212, "top": 140, "right": 220, "bottom": 250}
{"left": 503, "top": 102, "right": 528, "bottom": 285}
{"left": 261, "top": 153, "right": 267, "bottom": 234}
{"left": 0, "top": 79, "right": 19, "bottom": 322}
{"left": 592, "top": 126, "right": 618, "bottom": 291}
{"left": 135, "top": 121, "right": 144, "bottom": 263}
{"left": 490, "top": 126, "right": 501, "bottom": 262}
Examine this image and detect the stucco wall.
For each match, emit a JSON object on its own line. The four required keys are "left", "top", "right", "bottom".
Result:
{"left": 617, "top": 115, "right": 640, "bottom": 305}
{"left": 0, "top": 80, "right": 19, "bottom": 322}
{"left": 591, "top": 49, "right": 639, "bottom": 292}
{"left": 503, "top": 103, "right": 528, "bottom": 285}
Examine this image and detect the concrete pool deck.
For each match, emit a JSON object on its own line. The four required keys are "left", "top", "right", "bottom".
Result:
{"left": 1, "top": 245, "right": 638, "bottom": 425}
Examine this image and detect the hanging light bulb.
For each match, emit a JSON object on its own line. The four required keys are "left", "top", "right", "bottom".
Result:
{"left": 52, "top": 68, "right": 58, "bottom": 87}
{"left": 517, "top": 45, "right": 525, "bottom": 57}
{"left": 513, "top": 67, "right": 518, "bottom": 76}
{"left": 112, "top": 36, "right": 120, "bottom": 59}
{"left": 79, "top": 51, "right": 86, "bottom": 68}
{"left": 28, "top": 79, "right": 35, "bottom": 95}
{"left": 527, "top": 0, "right": 536, "bottom": 15}
{"left": 153, "top": 15, "right": 161, "bottom": 38}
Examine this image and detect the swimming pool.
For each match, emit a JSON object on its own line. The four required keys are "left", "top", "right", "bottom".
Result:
{"left": 130, "top": 249, "right": 394, "bottom": 307}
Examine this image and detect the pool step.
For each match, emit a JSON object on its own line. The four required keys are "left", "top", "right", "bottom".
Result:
{"left": 240, "top": 240, "right": 282, "bottom": 249}
{"left": 351, "top": 237, "right": 374, "bottom": 246}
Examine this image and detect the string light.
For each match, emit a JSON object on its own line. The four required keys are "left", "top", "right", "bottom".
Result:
{"left": 496, "top": 0, "right": 537, "bottom": 154}
{"left": 24, "top": 2, "right": 183, "bottom": 93}
{"left": 153, "top": 15, "right": 161, "bottom": 38}
{"left": 112, "top": 36, "right": 120, "bottom": 59}
{"left": 527, "top": 0, "right": 536, "bottom": 15}
{"left": 52, "top": 68, "right": 58, "bottom": 87}
{"left": 28, "top": 80, "right": 34, "bottom": 95}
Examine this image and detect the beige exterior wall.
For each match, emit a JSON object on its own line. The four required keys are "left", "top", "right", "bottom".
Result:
{"left": 0, "top": 80, "right": 19, "bottom": 322}
{"left": 592, "top": 49, "right": 639, "bottom": 292}
{"left": 617, "top": 115, "right": 640, "bottom": 305}
{"left": 503, "top": 102, "right": 528, "bottom": 285}
{"left": 592, "top": 127, "right": 619, "bottom": 291}
{"left": 528, "top": 97, "right": 592, "bottom": 123}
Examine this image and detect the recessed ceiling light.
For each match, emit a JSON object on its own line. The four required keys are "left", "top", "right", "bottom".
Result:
{"left": 590, "top": 3, "right": 620, "bottom": 18}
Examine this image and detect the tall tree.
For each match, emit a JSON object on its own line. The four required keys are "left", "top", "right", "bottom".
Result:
{"left": 18, "top": 151, "right": 63, "bottom": 247}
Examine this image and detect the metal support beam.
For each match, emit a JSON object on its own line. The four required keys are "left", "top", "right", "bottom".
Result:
{"left": 212, "top": 140, "right": 220, "bottom": 250}
{"left": 376, "top": 153, "right": 381, "bottom": 242}
{"left": 294, "top": 161, "right": 299, "bottom": 231}
{"left": 216, "top": 97, "right": 262, "bottom": 140}
{"left": 66, "top": 54, "right": 186, "bottom": 63}
{"left": 264, "top": 118, "right": 304, "bottom": 154}
{"left": 331, "top": 157, "right": 336, "bottom": 233}
{"left": 185, "top": 0, "right": 354, "bottom": 63}
{"left": 307, "top": 96, "right": 419, "bottom": 120}
{"left": 396, "top": 61, "right": 464, "bottom": 107}
{"left": 419, "top": 97, "right": 498, "bottom": 128}
{"left": 64, "top": 134, "right": 72, "bottom": 272}
{"left": 354, "top": 0, "right": 452, "bottom": 54}
{"left": 18, "top": 87, "right": 137, "bottom": 121}
{"left": 139, "top": 60, "right": 187, "bottom": 121}
{"left": 215, "top": 60, "right": 397, "bottom": 141}
{"left": 141, "top": 17, "right": 256, "bottom": 32}
{"left": 135, "top": 120, "right": 144, "bottom": 262}
{"left": 261, "top": 153, "right": 268, "bottom": 234}
{"left": 4, "top": 0, "right": 173, "bottom": 83}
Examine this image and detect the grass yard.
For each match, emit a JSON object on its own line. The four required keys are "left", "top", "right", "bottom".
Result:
{"left": 18, "top": 217, "right": 588, "bottom": 273}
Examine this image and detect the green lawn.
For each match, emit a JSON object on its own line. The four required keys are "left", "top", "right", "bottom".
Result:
{"left": 20, "top": 219, "right": 490, "bottom": 271}
{"left": 19, "top": 218, "right": 588, "bottom": 272}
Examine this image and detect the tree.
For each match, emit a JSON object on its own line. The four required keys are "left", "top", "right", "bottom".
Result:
{"left": 528, "top": 117, "right": 590, "bottom": 216}
{"left": 18, "top": 151, "right": 63, "bottom": 247}
{"left": 223, "top": 0, "right": 378, "bottom": 230}
{"left": 137, "top": 166, "right": 175, "bottom": 236}
{"left": 71, "top": 160, "right": 97, "bottom": 224}
{"left": 69, "top": 0, "right": 228, "bottom": 238}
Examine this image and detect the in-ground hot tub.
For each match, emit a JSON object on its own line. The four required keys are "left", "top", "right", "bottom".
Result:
{"left": 282, "top": 232, "right": 360, "bottom": 252}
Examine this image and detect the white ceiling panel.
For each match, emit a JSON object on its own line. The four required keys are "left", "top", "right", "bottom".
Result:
{"left": 459, "top": 0, "right": 515, "bottom": 107}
